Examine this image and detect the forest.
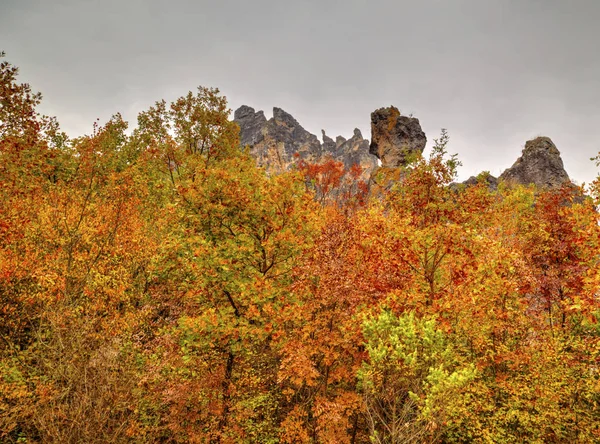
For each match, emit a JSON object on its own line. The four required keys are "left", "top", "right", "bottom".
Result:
{"left": 1, "top": 53, "right": 599, "bottom": 443}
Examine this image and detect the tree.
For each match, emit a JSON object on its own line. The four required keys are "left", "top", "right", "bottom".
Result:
{"left": 359, "top": 310, "right": 474, "bottom": 443}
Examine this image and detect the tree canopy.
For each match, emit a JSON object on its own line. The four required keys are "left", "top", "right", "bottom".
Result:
{"left": 1, "top": 54, "right": 599, "bottom": 443}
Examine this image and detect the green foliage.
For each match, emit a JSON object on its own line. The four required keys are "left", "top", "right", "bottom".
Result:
{"left": 359, "top": 310, "right": 475, "bottom": 443}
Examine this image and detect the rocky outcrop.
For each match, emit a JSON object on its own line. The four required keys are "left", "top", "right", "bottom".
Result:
{"left": 325, "top": 128, "right": 378, "bottom": 183}
{"left": 235, "top": 106, "right": 574, "bottom": 195}
{"left": 458, "top": 137, "right": 571, "bottom": 191}
{"left": 234, "top": 106, "right": 322, "bottom": 172}
{"left": 369, "top": 106, "right": 427, "bottom": 168}
{"left": 234, "top": 106, "right": 377, "bottom": 181}
{"left": 499, "top": 137, "right": 570, "bottom": 188}
{"left": 234, "top": 105, "right": 427, "bottom": 181}
{"left": 234, "top": 105, "right": 267, "bottom": 148}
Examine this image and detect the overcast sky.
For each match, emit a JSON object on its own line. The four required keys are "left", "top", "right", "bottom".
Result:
{"left": 2, "top": 0, "right": 600, "bottom": 183}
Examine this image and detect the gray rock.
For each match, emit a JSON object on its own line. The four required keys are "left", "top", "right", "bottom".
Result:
{"left": 234, "top": 106, "right": 321, "bottom": 172}
{"left": 499, "top": 137, "right": 571, "bottom": 188}
{"left": 329, "top": 127, "right": 377, "bottom": 183}
{"left": 322, "top": 130, "right": 336, "bottom": 152}
{"left": 369, "top": 106, "right": 427, "bottom": 168}
{"left": 233, "top": 105, "right": 378, "bottom": 185}
{"left": 235, "top": 106, "right": 576, "bottom": 198}
{"left": 234, "top": 105, "right": 267, "bottom": 148}
{"left": 335, "top": 136, "right": 347, "bottom": 148}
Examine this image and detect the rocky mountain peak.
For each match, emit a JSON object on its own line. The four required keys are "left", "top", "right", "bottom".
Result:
{"left": 234, "top": 105, "right": 267, "bottom": 148}
{"left": 233, "top": 105, "right": 378, "bottom": 182}
{"left": 335, "top": 135, "right": 347, "bottom": 148}
{"left": 499, "top": 136, "right": 570, "bottom": 188}
{"left": 272, "top": 107, "right": 300, "bottom": 127}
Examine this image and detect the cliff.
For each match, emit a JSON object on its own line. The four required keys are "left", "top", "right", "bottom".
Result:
{"left": 234, "top": 105, "right": 573, "bottom": 192}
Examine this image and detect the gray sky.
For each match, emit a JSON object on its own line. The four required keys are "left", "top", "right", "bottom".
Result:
{"left": 2, "top": 0, "right": 600, "bottom": 184}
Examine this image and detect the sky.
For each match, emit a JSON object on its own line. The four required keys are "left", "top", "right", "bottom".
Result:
{"left": 2, "top": 0, "right": 600, "bottom": 184}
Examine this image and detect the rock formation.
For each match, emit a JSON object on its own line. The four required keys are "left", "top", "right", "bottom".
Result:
{"left": 235, "top": 106, "right": 574, "bottom": 194}
{"left": 499, "top": 137, "right": 570, "bottom": 188}
{"left": 326, "top": 128, "right": 378, "bottom": 182}
{"left": 234, "top": 106, "right": 377, "bottom": 181}
{"left": 369, "top": 106, "right": 427, "bottom": 168}
{"left": 234, "top": 105, "right": 267, "bottom": 148}
{"left": 234, "top": 105, "right": 322, "bottom": 172}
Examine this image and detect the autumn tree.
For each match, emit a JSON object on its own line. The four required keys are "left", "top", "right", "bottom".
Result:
{"left": 359, "top": 310, "right": 474, "bottom": 443}
{"left": 124, "top": 87, "right": 322, "bottom": 442}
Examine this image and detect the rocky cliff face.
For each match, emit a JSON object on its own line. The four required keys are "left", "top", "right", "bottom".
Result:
{"left": 235, "top": 105, "right": 573, "bottom": 193}
{"left": 234, "top": 104, "right": 429, "bottom": 184}
{"left": 325, "top": 128, "right": 378, "bottom": 182}
{"left": 456, "top": 137, "right": 572, "bottom": 191}
{"left": 234, "top": 106, "right": 377, "bottom": 181}
{"left": 234, "top": 105, "right": 322, "bottom": 172}
{"left": 369, "top": 106, "right": 427, "bottom": 168}
{"left": 235, "top": 105, "right": 267, "bottom": 148}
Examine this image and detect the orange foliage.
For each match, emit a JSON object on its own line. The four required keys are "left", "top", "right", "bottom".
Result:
{"left": 1, "top": 54, "right": 600, "bottom": 443}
